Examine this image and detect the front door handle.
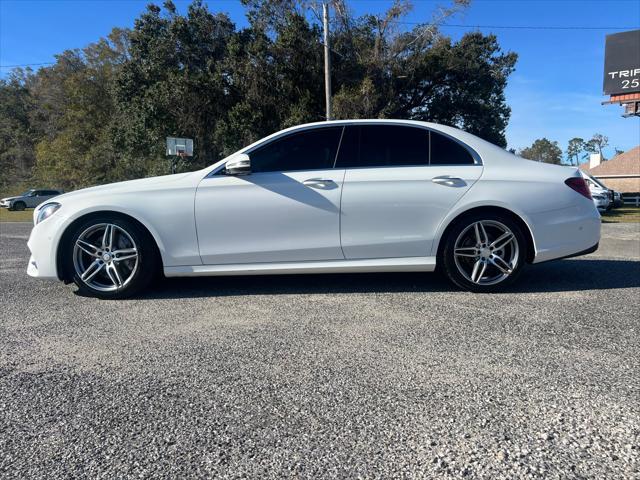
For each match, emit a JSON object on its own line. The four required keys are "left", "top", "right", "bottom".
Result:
{"left": 303, "top": 178, "right": 337, "bottom": 189}
{"left": 432, "top": 176, "right": 466, "bottom": 187}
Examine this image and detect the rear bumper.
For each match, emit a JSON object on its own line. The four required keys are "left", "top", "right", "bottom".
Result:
{"left": 530, "top": 200, "right": 601, "bottom": 264}
{"left": 535, "top": 242, "right": 598, "bottom": 264}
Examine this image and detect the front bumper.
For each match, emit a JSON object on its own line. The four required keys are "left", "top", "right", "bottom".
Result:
{"left": 26, "top": 215, "right": 65, "bottom": 280}
{"left": 593, "top": 196, "right": 609, "bottom": 211}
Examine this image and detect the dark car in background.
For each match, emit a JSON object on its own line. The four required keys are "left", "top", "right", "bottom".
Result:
{"left": 612, "top": 190, "right": 624, "bottom": 208}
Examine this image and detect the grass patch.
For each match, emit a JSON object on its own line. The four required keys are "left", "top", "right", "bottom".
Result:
{"left": 601, "top": 207, "right": 640, "bottom": 223}
{"left": 0, "top": 208, "right": 33, "bottom": 223}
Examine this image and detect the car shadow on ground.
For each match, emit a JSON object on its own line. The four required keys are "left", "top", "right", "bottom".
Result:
{"left": 135, "top": 258, "right": 640, "bottom": 300}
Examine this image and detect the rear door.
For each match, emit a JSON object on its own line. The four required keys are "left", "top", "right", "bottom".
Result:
{"left": 337, "top": 124, "right": 483, "bottom": 259}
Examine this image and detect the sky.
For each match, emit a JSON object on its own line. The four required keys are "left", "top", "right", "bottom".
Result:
{"left": 1, "top": 0, "right": 639, "bottom": 158}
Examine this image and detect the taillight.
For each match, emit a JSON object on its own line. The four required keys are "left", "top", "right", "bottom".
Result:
{"left": 565, "top": 177, "right": 592, "bottom": 200}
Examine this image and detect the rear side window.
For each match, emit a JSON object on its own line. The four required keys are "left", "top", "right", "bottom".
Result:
{"left": 429, "top": 131, "right": 475, "bottom": 165}
{"left": 335, "top": 125, "right": 429, "bottom": 168}
{"left": 249, "top": 127, "right": 343, "bottom": 173}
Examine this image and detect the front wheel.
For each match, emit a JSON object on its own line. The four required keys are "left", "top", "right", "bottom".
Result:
{"left": 66, "top": 216, "right": 157, "bottom": 299}
{"left": 12, "top": 201, "right": 26, "bottom": 211}
{"left": 440, "top": 213, "right": 527, "bottom": 292}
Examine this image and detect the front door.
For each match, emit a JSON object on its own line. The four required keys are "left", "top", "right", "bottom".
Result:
{"left": 195, "top": 126, "right": 345, "bottom": 265}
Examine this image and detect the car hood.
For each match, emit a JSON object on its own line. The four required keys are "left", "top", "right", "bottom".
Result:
{"left": 1, "top": 196, "right": 19, "bottom": 202}
{"left": 52, "top": 171, "right": 204, "bottom": 204}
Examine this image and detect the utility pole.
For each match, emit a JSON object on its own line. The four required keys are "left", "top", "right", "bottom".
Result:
{"left": 323, "top": 2, "right": 332, "bottom": 121}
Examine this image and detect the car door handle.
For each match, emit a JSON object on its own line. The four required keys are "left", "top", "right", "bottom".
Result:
{"left": 303, "top": 178, "right": 337, "bottom": 189}
{"left": 432, "top": 176, "right": 466, "bottom": 187}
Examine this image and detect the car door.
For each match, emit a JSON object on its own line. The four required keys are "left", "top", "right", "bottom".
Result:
{"left": 195, "top": 126, "right": 346, "bottom": 265}
{"left": 26, "top": 191, "right": 41, "bottom": 208}
{"left": 337, "top": 124, "right": 483, "bottom": 259}
{"left": 37, "top": 190, "right": 57, "bottom": 206}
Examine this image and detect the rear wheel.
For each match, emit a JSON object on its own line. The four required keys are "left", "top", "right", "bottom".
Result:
{"left": 440, "top": 212, "right": 527, "bottom": 292}
{"left": 12, "top": 201, "right": 26, "bottom": 211}
{"left": 66, "top": 216, "right": 157, "bottom": 299}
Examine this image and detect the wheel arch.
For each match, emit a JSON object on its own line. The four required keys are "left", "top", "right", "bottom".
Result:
{"left": 56, "top": 210, "right": 164, "bottom": 282}
{"left": 435, "top": 205, "right": 537, "bottom": 264}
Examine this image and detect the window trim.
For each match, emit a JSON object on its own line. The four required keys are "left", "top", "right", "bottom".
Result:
{"left": 427, "top": 129, "right": 481, "bottom": 167}
{"left": 334, "top": 124, "right": 481, "bottom": 170}
{"left": 213, "top": 125, "right": 346, "bottom": 176}
{"left": 206, "top": 121, "right": 482, "bottom": 178}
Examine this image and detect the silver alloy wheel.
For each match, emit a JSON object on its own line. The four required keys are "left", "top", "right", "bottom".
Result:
{"left": 72, "top": 223, "right": 139, "bottom": 292}
{"left": 453, "top": 220, "right": 519, "bottom": 286}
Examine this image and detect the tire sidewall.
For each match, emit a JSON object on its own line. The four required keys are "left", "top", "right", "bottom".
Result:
{"left": 67, "top": 216, "right": 155, "bottom": 299}
{"left": 441, "top": 212, "right": 527, "bottom": 293}
{"left": 13, "top": 201, "right": 26, "bottom": 211}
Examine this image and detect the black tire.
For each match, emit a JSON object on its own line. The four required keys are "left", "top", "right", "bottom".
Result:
{"left": 13, "top": 201, "right": 26, "bottom": 211}
{"left": 65, "top": 215, "right": 158, "bottom": 299}
{"left": 440, "top": 212, "right": 527, "bottom": 293}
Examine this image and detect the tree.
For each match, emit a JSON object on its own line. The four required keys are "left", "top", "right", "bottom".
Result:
{"left": 0, "top": 70, "right": 37, "bottom": 190}
{"left": 566, "top": 137, "right": 585, "bottom": 166}
{"left": 112, "top": 1, "right": 236, "bottom": 176}
{"left": 585, "top": 133, "right": 609, "bottom": 159}
{"left": 0, "top": 0, "right": 519, "bottom": 191}
{"left": 519, "top": 138, "right": 562, "bottom": 164}
{"left": 243, "top": 0, "right": 516, "bottom": 146}
{"left": 29, "top": 28, "right": 130, "bottom": 190}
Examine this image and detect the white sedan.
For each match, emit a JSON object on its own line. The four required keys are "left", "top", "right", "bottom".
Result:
{"left": 27, "top": 120, "right": 601, "bottom": 299}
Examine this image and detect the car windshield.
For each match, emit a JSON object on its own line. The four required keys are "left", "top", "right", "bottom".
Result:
{"left": 19, "top": 190, "right": 35, "bottom": 196}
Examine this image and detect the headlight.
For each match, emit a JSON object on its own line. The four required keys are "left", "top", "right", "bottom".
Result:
{"left": 35, "top": 202, "right": 61, "bottom": 225}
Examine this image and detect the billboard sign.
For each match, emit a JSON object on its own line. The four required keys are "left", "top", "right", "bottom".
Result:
{"left": 603, "top": 29, "right": 640, "bottom": 95}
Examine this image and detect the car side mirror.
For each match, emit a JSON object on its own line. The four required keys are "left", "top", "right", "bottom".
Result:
{"left": 225, "top": 154, "right": 251, "bottom": 175}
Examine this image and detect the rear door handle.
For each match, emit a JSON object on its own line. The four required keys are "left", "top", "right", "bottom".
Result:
{"left": 432, "top": 176, "right": 466, "bottom": 187}
{"left": 303, "top": 178, "right": 337, "bottom": 189}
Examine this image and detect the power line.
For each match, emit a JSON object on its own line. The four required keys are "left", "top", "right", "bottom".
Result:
{"left": 0, "top": 62, "right": 56, "bottom": 68}
{"left": 391, "top": 21, "right": 637, "bottom": 30}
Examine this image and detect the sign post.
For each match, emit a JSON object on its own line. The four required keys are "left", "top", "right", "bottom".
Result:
{"left": 166, "top": 137, "right": 194, "bottom": 174}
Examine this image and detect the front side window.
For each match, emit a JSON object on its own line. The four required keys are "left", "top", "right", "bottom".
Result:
{"left": 429, "top": 131, "right": 475, "bottom": 165}
{"left": 249, "top": 127, "right": 343, "bottom": 173}
{"left": 335, "top": 125, "right": 429, "bottom": 168}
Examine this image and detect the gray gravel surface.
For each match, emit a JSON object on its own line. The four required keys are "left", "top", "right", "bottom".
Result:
{"left": 1, "top": 221, "right": 639, "bottom": 479}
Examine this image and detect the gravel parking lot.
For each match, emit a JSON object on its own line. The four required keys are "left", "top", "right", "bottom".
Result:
{"left": 1, "top": 221, "right": 638, "bottom": 479}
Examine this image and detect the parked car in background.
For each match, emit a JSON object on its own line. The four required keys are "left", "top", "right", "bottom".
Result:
{"left": 26, "top": 120, "right": 601, "bottom": 299}
{"left": 0, "top": 189, "right": 63, "bottom": 211}
{"left": 612, "top": 190, "right": 624, "bottom": 209}
{"left": 578, "top": 171, "right": 611, "bottom": 212}
{"left": 591, "top": 192, "right": 609, "bottom": 212}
